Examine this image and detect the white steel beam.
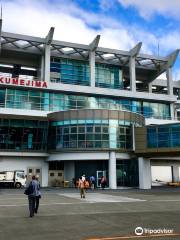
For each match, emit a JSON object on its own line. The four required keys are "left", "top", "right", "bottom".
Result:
{"left": 89, "top": 35, "right": 100, "bottom": 87}
{"left": 45, "top": 27, "right": 54, "bottom": 45}
{"left": 89, "top": 35, "right": 100, "bottom": 51}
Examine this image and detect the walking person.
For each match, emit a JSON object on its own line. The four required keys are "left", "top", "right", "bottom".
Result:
{"left": 84, "top": 178, "right": 90, "bottom": 192}
{"left": 82, "top": 174, "right": 86, "bottom": 182}
{"left": 24, "top": 175, "right": 40, "bottom": 217}
{"left": 78, "top": 176, "right": 85, "bottom": 198}
{"left": 90, "top": 175, "right": 96, "bottom": 190}
{"left": 34, "top": 175, "right": 41, "bottom": 214}
{"left": 100, "top": 176, "right": 107, "bottom": 190}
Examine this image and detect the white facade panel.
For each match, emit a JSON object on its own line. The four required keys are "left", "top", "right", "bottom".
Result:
{"left": 0, "top": 157, "right": 48, "bottom": 187}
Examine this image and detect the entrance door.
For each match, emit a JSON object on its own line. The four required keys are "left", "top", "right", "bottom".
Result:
{"left": 96, "top": 170, "right": 106, "bottom": 188}
{"left": 116, "top": 160, "right": 139, "bottom": 187}
{"left": 27, "top": 167, "right": 42, "bottom": 184}
{"left": 116, "top": 163, "right": 127, "bottom": 186}
{"left": 48, "top": 170, "right": 64, "bottom": 187}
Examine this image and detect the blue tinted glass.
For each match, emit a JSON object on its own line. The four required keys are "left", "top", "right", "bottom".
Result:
{"left": 95, "top": 64, "right": 123, "bottom": 90}
{"left": 50, "top": 58, "right": 90, "bottom": 86}
{"left": 71, "top": 120, "right": 78, "bottom": 124}
{"left": 86, "top": 120, "right": 94, "bottom": 124}
{"left": 64, "top": 120, "right": 70, "bottom": 125}
{"left": 78, "top": 120, "right": 86, "bottom": 124}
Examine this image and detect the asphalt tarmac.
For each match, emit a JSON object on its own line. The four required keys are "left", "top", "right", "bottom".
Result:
{"left": 0, "top": 187, "right": 180, "bottom": 240}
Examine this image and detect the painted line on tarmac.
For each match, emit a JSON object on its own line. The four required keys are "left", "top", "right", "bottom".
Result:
{"left": 0, "top": 197, "right": 26, "bottom": 200}
{"left": 150, "top": 199, "right": 180, "bottom": 202}
{"left": 86, "top": 233, "right": 180, "bottom": 239}
{"left": 0, "top": 202, "right": 88, "bottom": 207}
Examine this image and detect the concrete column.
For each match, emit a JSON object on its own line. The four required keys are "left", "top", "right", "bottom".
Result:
{"left": 170, "top": 103, "right": 175, "bottom": 120}
{"left": 166, "top": 68, "right": 173, "bottom": 96}
{"left": 129, "top": 56, "right": 136, "bottom": 92}
{"left": 37, "top": 56, "right": 44, "bottom": 81}
{"left": 40, "top": 55, "right": 45, "bottom": 81}
{"left": 172, "top": 165, "right": 179, "bottom": 182}
{"left": 109, "top": 151, "right": 117, "bottom": 189}
{"left": 42, "top": 161, "right": 49, "bottom": 187}
{"left": 64, "top": 161, "right": 75, "bottom": 182}
{"left": 132, "top": 123, "right": 135, "bottom": 151}
{"left": 138, "top": 157, "right": 151, "bottom": 189}
{"left": 174, "top": 109, "right": 178, "bottom": 120}
{"left": 89, "top": 50, "right": 95, "bottom": 87}
{"left": 148, "top": 82, "right": 152, "bottom": 93}
{"left": 44, "top": 44, "right": 51, "bottom": 83}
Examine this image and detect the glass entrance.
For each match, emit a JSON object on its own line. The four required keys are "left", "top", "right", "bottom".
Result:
{"left": 116, "top": 159, "right": 138, "bottom": 187}
{"left": 96, "top": 170, "right": 106, "bottom": 188}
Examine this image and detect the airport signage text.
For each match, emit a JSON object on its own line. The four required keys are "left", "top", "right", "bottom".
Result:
{"left": 0, "top": 77, "right": 48, "bottom": 88}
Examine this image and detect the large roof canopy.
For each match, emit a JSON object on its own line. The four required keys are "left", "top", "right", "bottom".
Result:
{"left": 0, "top": 27, "right": 179, "bottom": 82}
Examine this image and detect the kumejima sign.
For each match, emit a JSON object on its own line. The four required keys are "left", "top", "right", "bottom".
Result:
{"left": 0, "top": 77, "right": 48, "bottom": 88}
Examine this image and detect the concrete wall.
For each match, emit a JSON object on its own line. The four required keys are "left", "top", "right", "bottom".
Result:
{"left": 48, "top": 151, "right": 131, "bottom": 161}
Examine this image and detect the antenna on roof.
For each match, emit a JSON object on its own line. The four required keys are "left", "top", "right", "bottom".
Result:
{"left": 157, "top": 41, "right": 159, "bottom": 57}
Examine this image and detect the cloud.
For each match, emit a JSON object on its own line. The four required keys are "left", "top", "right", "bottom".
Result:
{"left": 1, "top": 0, "right": 179, "bottom": 53}
{"left": 1, "top": 0, "right": 137, "bottom": 50}
{"left": 173, "top": 69, "right": 180, "bottom": 81}
{"left": 159, "top": 31, "right": 180, "bottom": 52}
{"left": 117, "top": 0, "right": 180, "bottom": 20}
{"left": 1, "top": 0, "right": 180, "bottom": 80}
{"left": 98, "top": 0, "right": 116, "bottom": 11}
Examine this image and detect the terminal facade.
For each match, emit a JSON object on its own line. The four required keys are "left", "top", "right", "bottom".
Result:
{"left": 0, "top": 26, "right": 180, "bottom": 189}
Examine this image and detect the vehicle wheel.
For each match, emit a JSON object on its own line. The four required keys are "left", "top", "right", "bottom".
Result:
{"left": 15, "top": 182, "right": 21, "bottom": 188}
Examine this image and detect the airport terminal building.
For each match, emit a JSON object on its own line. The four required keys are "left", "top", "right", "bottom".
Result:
{"left": 0, "top": 27, "right": 180, "bottom": 189}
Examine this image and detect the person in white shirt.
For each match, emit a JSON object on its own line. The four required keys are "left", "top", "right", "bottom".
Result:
{"left": 82, "top": 174, "right": 85, "bottom": 182}
{"left": 78, "top": 177, "right": 85, "bottom": 198}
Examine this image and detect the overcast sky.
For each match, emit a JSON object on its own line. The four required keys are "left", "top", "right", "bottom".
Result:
{"left": 2, "top": 0, "right": 180, "bottom": 79}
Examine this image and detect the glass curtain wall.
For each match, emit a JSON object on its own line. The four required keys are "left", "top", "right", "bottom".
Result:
{"left": 0, "top": 87, "right": 171, "bottom": 119}
{"left": 95, "top": 64, "right": 123, "bottom": 89}
{"left": 6, "top": 89, "right": 49, "bottom": 111}
{"left": 0, "top": 119, "right": 48, "bottom": 151}
{"left": 49, "top": 120, "right": 132, "bottom": 151}
{"left": 50, "top": 58, "right": 90, "bottom": 86}
{"left": 147, "top": 124, "right": 180, "bottom": 148}
{"left": 143, "top": 102, "right": 170, "bottom": 119}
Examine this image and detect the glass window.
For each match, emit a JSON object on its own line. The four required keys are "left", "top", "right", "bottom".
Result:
{"left": 87, "top": 126, "right": 93, "bottom": 132}
{"left": 50, "top": 58, "right": 90, "bottom": 86}
{"left": 78, "top": 134, "right": 85, "bottom": 140}
{"left": 63, "top": 135, "right": 69, "bottom": 141}
{"left": 70, "top": 134, "right": 77, "bottom": 140}
{"left": 49, "top": 122, "right": 131, "bottom": 150}
{"left": 0, "top": 89, "right": 5, "bottom": 107}
{"left": 71, "top": 127, "right": 77, "bottom": 133}
{"left": 94, "top": 141, "right": 101, "bottom": 148}
{"left": 102, "top": 134, "right": 109, "bottom": 140}
{"left": 95, "top": 134, "right": 101, "bottom": 140}
{"left": 102, "top": 126, "right": 108, "bottom": 133}
{"left": 78, "top": 126, "right": 85, "bottom": 133}
{"left": 63, "top": 127, "right": 69, "bottom": 134}
{"left": 95, "top": 126, "right": 101, "bottom": 132}
{"left": 86, "top": 134, "right": 94, "bottom": 140}
{"left": 95, "top": 64, "right": 123, "bottom": 90}
{"left": 119, "top": 127, "right": 125, "bottom": 134}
